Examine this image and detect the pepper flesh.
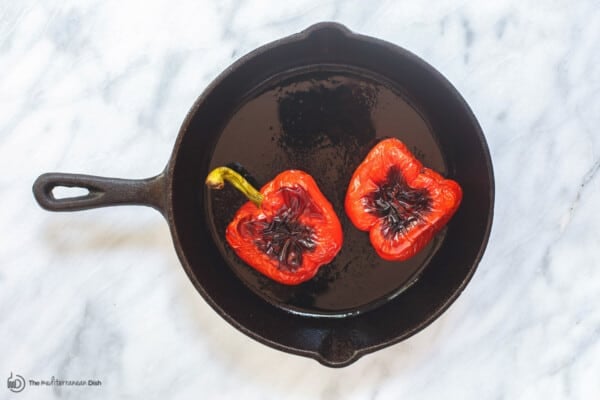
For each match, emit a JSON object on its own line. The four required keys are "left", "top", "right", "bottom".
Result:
{"left": 345, "top": 138, "right": 462, "bottom": 261}
{"left": 207, "top": 168, "right": 343, "bottom": 285}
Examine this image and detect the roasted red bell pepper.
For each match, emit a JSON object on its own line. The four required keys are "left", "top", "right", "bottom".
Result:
{"left": 345, "top": 138, "right": 462, "bottom": 261}
{"left": 206, "top": 167, "right": 343, "bottom": 285}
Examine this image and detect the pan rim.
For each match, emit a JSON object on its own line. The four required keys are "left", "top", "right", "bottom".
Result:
{"left": 164, "top": 21, "right": 495, "bottom": 367}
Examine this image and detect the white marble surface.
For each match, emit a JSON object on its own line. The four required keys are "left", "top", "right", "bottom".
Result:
{"left": 1, "top": 0, "right": 599, "bottom": 399}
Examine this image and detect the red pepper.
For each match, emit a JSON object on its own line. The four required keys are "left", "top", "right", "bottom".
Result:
{"left": 206, "top": 167, "right": 343, "bottom": 285}
{"left": 345, "top": 138, "right": 462, "bottom": 261}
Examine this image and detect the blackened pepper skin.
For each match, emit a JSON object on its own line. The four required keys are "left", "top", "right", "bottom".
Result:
{"left": 345, "top": 138, "right": 462, "bottom": 261}
{"left": 238, "top": 187, "right": 318, "bottom": 271}
{"left": 363, "top": 166, "right": 432, "bottom": 240}
{"left": 206, "top": 167, "right": 343, "bottom": 285}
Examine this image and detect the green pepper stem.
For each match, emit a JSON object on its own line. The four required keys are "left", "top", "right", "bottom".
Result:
{"left": 205, "top": 166, "right": 263, "bottom": 207}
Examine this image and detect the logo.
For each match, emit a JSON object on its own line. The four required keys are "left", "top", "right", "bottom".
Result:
{"left": 7, "top": 372, "right": 26, "bottom": 393}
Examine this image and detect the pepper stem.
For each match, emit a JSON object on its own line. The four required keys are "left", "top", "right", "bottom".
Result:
{"left": 205, "top": 166, "right": 263, "bottom": 207}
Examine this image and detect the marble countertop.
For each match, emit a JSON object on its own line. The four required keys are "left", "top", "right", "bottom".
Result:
{"left": 2, "top": 1, "right": 599, "bottom": 399}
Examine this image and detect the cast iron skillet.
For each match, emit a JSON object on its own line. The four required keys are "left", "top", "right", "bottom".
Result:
{"left": 33, "top": 22, "right": 494, "bottom": 367}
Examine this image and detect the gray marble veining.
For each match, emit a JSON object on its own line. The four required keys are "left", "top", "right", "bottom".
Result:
{"left": 1, "top": 1, "right": 599, "bottom": 399}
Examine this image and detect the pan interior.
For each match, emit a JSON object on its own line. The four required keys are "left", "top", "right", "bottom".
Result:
{"left": 206, "top": 65, "right": 448, "bottom": 317}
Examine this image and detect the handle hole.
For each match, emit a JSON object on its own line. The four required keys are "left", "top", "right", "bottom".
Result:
{"left": 52, "top": 186, "right": 90, "bottom": 200}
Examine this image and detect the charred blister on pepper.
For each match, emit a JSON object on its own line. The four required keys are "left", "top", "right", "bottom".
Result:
{"left": 207, "top": 167, "right": 343, "bottom": 285}
{"left": 345, "top": 138, "right": 462, "bottom": 261}
{"left": 363, "top": 166, "right": 432, "bottom": 240}
{"left": 238, "top": 187, "right": 319, "bottom": 271}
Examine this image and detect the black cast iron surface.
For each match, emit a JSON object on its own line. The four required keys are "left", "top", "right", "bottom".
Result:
{"left": 208, "top": 67, "right": 446, "bottom": 317}
{"left": 33, "top": 22, "right": 494, "bottom": 367}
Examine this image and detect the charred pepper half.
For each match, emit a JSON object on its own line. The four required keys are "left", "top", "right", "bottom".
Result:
{"left": 206, "top": 167, "right": 343, "bottom": 285}
{"left": 345, "top": 138, "right": 462, "bottom": 261}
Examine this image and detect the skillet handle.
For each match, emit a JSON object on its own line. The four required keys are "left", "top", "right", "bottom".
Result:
{"left": 33, "top": 172, "right": 166, "bottom": 214}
